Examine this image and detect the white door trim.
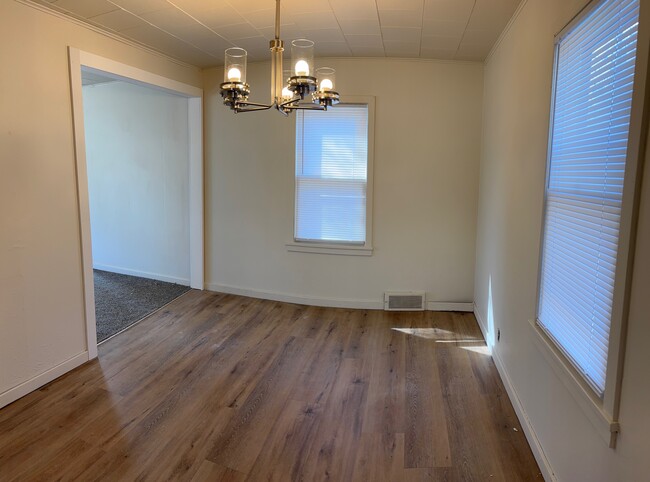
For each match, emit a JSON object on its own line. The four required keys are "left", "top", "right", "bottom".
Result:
{"left": 68, "top": 47, "right": 204, "bottom": 360}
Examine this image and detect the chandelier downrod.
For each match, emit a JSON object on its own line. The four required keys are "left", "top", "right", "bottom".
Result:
{"left": 269, "top": 0, "right": 283, "bottom": 106}
{"left": 274, "top": 0, "right": 281, "bottom": 40}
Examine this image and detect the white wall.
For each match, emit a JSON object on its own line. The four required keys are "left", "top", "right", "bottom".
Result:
{"left": 204, "top": 58, "right": 483, "bottom": 308}
{"left": 84, "top": 80, "right": 190, "bottom": 285}
{"left": 474, "top": 0, "right": 650, "bottom": 479}
{"left": 0, "top": 1, "right": 201, "bottom": 405}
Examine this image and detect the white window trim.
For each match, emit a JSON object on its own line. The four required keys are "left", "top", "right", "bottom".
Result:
{"left": 285, "top": 241, "right": 373, "bottom": 256}
{"left": 532, "top": 0, "right": 649, "bottom": 449}
{"left": 287, "top": 95, "right": 375, "bottom": 256}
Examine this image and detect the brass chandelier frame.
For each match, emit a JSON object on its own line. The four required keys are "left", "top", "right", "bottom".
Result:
{"left": 219, "top": 0, "right": 340, "bottom": 115}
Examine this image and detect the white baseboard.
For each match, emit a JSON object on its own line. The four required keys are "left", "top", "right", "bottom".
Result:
{"left": 472, "top": 303, "right": 491, "bottom": 347}
{"left": 93, "top": 263, "right": 190, "bottom": 286}
{"left": 473, "top": 303, "right": 556, "bottom": 482}
{"left": 0, "top": 351, "right": 89, "bottom": 409}
{"left": 207, "top": 283, "right": 474, "bottom": 312}
{"left": 426, "top": 301, "right": 473, "bottom": 312}
{"left": 206, "top": 283, "right": 383, "bottom": 309}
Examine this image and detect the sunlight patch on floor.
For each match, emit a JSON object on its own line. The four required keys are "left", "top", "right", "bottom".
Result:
{"left": 392, "top": 327, "right": 490, "bottom": 355}
{"left": 392, "top": 327, "right": 456, "bottom": 339}
{"left": 460, "top": 345, "right": 491, "bottom": 356}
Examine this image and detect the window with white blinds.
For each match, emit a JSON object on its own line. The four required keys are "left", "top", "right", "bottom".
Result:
{"left": 295, "top": 104, "right": 369, "bottom": 244}
{"left": 538, "top": 0, "right": 639, "bottom": 396}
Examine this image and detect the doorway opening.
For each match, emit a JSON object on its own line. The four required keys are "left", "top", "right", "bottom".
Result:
{"left": 69, "top": 49, "right": 203, "bottom": 357}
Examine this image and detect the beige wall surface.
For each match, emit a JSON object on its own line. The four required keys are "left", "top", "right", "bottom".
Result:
{"left": 84, "top": 81, "right": 191, "bottom": 284}
{"left": 204, "top": 58, "right": 484, "bottom": 307}
{"left": 0, "top": 1, "right": 200, "bottom": 400}
{"left": 474, "top": 0, "right": 650, "bottom": 479}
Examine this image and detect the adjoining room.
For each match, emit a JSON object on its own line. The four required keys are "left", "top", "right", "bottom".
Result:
{"left": 81, "top": 68, "right": 193, "bottom": 342}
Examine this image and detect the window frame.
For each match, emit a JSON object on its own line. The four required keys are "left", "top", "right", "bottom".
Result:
{"left": 287, "top": 95, "right": 375, "bottom": 256}
{"left": 531, "top": 0, "right": 649, "bottom": 448}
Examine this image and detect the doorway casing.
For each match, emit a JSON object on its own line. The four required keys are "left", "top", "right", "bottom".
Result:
{"left": 68, "top": 48, "right": 204, "bottom": 359}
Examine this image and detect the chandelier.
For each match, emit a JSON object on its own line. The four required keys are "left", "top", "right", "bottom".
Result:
{"left": 219, "top": 0, "right": 340, "bottom": 115}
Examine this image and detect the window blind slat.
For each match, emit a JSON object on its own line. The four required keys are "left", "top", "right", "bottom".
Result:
{"left": 555, "top": 46, "right": 637, "bottom": 98}
{"left": 540, "top": 296, "right": 610, "bottom": 355}
{"left": 555, "top": 69, "right": 635, "bottom": 111}
{"left": 538, "top": 0, "right": 639, "bottom": 396}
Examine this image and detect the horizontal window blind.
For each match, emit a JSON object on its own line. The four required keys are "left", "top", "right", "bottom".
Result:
{"left": 538, "top": 0, "right": 639, "bottom": 395}
{"left": 295, "top": 105, "right": 368, "bottom": 243}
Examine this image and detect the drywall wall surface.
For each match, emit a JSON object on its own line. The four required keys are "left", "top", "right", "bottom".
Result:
{"left": 474, "top": 0, "right": 650, "bottom": 479}
{"left": 204, "top": 58, "right": 483, "bottom": 307}
{"left": 0, "top": 1, "right": 200, "bottom": 400}
{"left": 84, "top": 81, "right": 190, "bottom": 284}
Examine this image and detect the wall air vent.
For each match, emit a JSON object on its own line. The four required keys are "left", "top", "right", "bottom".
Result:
{"left": 384, "top": 292, "right": 426, "bottom": 311}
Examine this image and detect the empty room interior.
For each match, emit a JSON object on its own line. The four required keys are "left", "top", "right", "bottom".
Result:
{"left": 82, "top": 68, "right": 195, "bottom": 342}
{"left": 1, "top": 0, "right": 649, "bottom": 480}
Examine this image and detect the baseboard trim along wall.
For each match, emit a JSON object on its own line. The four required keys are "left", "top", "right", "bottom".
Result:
{"left": 0, "top": 351, "right": 89, "bottom": 409}
{"left": 473, "top": 303, "right": 556, "bottom": 482}
{"left": 207, "top": 283, "right": 473, "bottom": 312}
{"left": 207, "top": 283, "right": 382, "bottom": 309}
{"left": 426, "top": 301, "right": 473, "bottom": 312}
{"left": 93, "top": 263, "right": 190, "bottom": 286}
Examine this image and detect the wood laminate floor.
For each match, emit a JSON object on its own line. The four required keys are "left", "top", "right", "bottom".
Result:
{"left": 0, "top": 291, "right": 542, "bottom": 481}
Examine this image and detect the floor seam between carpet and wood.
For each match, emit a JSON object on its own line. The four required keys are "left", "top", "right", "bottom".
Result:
{"left": 93, "top": 269, "right": 191, "bottom": 343}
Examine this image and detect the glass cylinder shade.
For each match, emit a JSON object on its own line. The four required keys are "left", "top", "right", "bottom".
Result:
{"left": 316, "top": 67, "right": 336, "bottom": 92}
{"left": 224, "top": 47, "right": 247, "bottom": 83}
{"left": 281, "top": 69, "right": 293, "bottom": 100}
{"left": 291, "top": 39, "right": 314, "bottom": 77}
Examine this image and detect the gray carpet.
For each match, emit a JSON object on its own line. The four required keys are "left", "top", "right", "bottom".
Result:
{"left": 93, "top": 269, "right": 191, "bottom": 343}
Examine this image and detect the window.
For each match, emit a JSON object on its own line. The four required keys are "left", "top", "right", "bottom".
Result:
{"left": 537, "top": 0, "right": 639, "bottom": 399}
{"left": 290, "top": 99, "right": 374, "bottom": 255}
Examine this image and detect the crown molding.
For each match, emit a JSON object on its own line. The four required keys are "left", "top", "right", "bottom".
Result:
{"left": 485, "top": 0, "right": 531, "bottom": 65}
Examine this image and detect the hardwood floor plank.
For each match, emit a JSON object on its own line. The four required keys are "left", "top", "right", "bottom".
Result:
{"left": 81, "top": 298, "right": 283, "bottom": 452}
{"left": 363, "top": 311, "right": 406, "bottom": 434}
{"left": 191, "top": 460, "right": 246, "bottom": 482}
{"left": 351, "top": 432, "right": 404, "bottom": 482}
{"left": 404, "top": 318, "right": 452, "bottom": 468}
{"left": 207, "top": 336, "right": 313, "bottom": 473}
{"left": 217, "top": 303, "right": 308, "bottom": 410}
{"left": 296, "top": 356, "right": 371, "bottom": 481}
{"left": 0, "top": 292, "right": 540, "bottom": 481}
{"left": 135, "top": 406, "right": 235, "bottom": 481}
{"left": 244, "top": 399, "right": 321, "bottom": 482}
{"left": 402, "top": 466, "right": 462, "bottom": 482}
{"left": 437, "top": 341, "right": 511, "bottom": 481}
{"left": 343, "top": 309, "right": 371, "bottom": 359}
{"left": 0, "top": 386, "right": 117, "bottom": 480}
{"left": 465, "top": 346, "right": 544, "bottom": 480}
{"left": 0, "top": 360, "right": 108, "bottom": 451}
{"left": 289, "top": 307, "right": 351, "bottom": 406}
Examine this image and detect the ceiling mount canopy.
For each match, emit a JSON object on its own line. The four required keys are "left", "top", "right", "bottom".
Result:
{"left": 219, "top": 0, "right": 340, "bottom": 115}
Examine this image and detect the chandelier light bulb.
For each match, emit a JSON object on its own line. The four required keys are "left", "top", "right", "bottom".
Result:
{"left": 320, "top": 78, "right": 333, "bottom": 91}
{"left": 227, "top": 67, "right": 242, "bottom": 82}
{"left": 281, "top": 86, "right": 293, "bottom": 99}
{"left": 295, "top": 60, "right": 310, "bottom": 76}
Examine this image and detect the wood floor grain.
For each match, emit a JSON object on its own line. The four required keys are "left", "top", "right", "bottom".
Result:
{"left": 0, "top": 291, "right": 542, "bottom": 481}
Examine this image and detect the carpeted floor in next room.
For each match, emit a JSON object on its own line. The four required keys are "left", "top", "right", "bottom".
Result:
{"left": 93, "top": 269, "right": 191, "bottom": 343}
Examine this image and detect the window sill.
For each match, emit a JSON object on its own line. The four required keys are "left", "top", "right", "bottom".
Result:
{"left": 285, "top": 242, "right": 373, "bottom": 256}
{"left": 528, "top": 319, "right": 619, "bottom": 448}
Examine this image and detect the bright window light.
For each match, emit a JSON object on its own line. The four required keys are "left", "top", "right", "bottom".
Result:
{"left": 294, "top": 105, "right": 369, "bottom": 244}
{"left": 537, "top": 0, "right": 639, "bottom": 396}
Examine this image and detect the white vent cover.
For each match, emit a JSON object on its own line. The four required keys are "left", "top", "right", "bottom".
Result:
{"left": 384, "top": 292, "right": 425, "bottom": 311}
